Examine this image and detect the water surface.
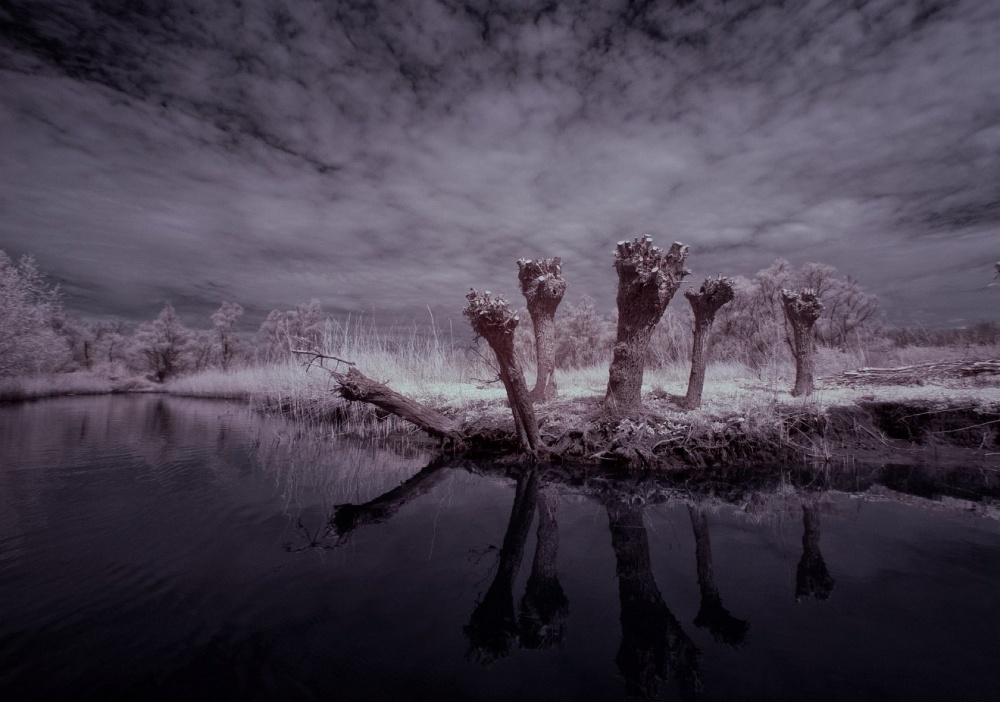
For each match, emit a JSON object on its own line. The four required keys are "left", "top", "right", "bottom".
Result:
{"left": 1, "top": 396, "right": 999, "bottom": 700}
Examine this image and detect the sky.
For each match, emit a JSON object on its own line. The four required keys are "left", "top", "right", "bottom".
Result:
{"left": 1, "top": 0, "right": 998, "bottom": 328}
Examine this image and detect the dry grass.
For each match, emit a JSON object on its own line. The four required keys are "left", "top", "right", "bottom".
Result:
{"left": 0, "top": 368, "right": 156, "bottom": 402}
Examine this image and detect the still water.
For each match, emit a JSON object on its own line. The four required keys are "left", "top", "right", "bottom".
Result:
{"left": 1, "top": 396, "right": 999, "bottom": 701}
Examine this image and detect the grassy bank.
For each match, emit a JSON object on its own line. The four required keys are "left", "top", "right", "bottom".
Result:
{"left": 0, "top": 368, "right": 157, "bottom": 402}
{"left": 5, "top": 332, "right": 999, "bottom": 468}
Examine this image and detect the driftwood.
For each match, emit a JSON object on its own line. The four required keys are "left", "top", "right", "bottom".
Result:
{"left": 825, "top": 357, "right": 1000, "bottom": 387}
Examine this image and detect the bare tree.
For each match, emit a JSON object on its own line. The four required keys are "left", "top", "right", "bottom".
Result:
{"left": 780, "top": 288, "right": 823, "bottom": 397}
{"left": 211, "top": 301, "right": 244, "bottom": 370}
{"left": 682, "top": 276, "right": 735, "bottom": 409}
{"left": 517, "top": 257, "right": 566, "bottom": 403}
{"left": 256, "top": 299, "right": 323, "bottom": 360}
{"left": 606, "top": 236, "right": 689, "bottom": 416}
{"left": 464, "top": 290, "right": 541, "bottom": 457}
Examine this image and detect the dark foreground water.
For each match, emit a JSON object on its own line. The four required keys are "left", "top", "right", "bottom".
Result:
{"left": 2, "top": 396, "right": 999, "bottom": 701}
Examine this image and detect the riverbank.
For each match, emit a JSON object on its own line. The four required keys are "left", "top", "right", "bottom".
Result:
{"left": 4, "top": 361, "right": 998, "bottom": 470}
{"left": 446, "top": 383, "right": 1000, "bottom": 469}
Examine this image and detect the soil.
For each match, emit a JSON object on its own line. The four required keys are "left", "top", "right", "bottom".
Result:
{"left": 443, "top": 393, "right": 1000, "bottom": 471}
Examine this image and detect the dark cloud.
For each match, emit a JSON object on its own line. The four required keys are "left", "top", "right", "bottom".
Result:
{"left": 1, "top": 0, "right": 998, "bottom": 327}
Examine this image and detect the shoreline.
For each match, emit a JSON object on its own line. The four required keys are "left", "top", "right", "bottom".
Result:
{"left": 4, "top": 372, "right": 998, "bottom": 471}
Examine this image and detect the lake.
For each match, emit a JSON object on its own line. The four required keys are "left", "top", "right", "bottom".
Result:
{"left": 1, "top": 396, "right": 999, "bottom": 700}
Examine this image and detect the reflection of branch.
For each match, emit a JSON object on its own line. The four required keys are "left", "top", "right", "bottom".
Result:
{"left": 796, "top": 503, "right": 834, "bottom": 602}
{"left": 282, "top": 517, "right": 338, "bottom": 553}
{"left": 688, "top": 506, "right": 749, "bottom": 647}
{"left": 608, "top": 501, "right": 701, "bottom": 700}
{"left": 464, "top": 470, "right": 539, "bottom": 664}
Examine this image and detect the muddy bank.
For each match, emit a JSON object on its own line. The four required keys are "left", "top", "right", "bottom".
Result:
{"left": 449, "top": 395, "right": 1000, "bottom": 470}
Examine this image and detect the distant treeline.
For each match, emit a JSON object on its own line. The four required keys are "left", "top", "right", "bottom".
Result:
{"left": 0, "top": 248, "right": 996, "bottom": 382}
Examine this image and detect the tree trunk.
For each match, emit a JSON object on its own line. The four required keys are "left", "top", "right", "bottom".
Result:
{"left": 335, "top": 366, "right": 461, "bottom": 440}
{"left": 607, "top": 500, "right": 701, "bottom": 700}
{"left": 780, "top": 288, "right": 824, "bottom": 397}
{"left": 688, "top": 506, "right": 748, "bottom": 646}
{"left": 464, "top": 469, "right": 539, "bottom": 663}
{"left": 519, "top": 489, "right": 568, "bottom": 649}
{"left": 683, "top": 276, "right": 735, "bottom": 409}
{"left": 606, "top": 237, "right": 689, "bottom": 417}
{"left": 795, "top": 503, "right": 834, "bottom": 602}
{"left": 517, "top": 258, "right": 566, "bottom": 403}
{"left": 465, "top": 290, "right": 542, "bottom": 457}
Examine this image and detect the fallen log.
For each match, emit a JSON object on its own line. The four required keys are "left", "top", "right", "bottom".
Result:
{"left": 293, "top": 350, "right": 461, "bottom": 441}
{"left": 824, "top": 357, "right": 1000, "bottom": 387}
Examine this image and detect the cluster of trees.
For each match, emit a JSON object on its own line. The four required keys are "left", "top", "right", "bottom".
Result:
{"left": 0, "top": 248, "right": 341, "bottom": 382}
{"left": 537, "top": 258, "right": 881, "bottom": 374}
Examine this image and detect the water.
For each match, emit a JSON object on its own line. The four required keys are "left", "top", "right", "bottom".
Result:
{"left": 1, "top": 396, "right": 999, "bottom": 701}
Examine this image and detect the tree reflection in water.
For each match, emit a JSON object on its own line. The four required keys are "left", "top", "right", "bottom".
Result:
{"left": 796, "top": 501, "right": 835, "bottom": 601}
{"left": 463, "top": 469, "right": 539, "bottom": 663}
{"left": 519, "top": 489, "right": 569, "bottom": 650}
{"left": 688, "top": 505, "right": 749, "bottom": 647}
{"left": 607, "top": 500, "right": 701, "bottom": 700}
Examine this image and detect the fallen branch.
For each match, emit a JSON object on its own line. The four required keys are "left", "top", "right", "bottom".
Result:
{"left": 825, "top": 358, "right": 1000, "bottom": 387}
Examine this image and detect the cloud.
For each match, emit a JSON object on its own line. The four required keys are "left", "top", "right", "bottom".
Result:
{"left": 1, "top": 0, "right": 998, "bottom": 327}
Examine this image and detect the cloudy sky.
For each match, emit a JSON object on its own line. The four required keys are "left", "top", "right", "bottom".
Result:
{"left": 1, "top": 0, "right": 998, "bottom": 327}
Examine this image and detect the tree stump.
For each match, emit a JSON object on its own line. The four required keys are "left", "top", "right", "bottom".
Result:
{"left": 517, "top": 257, "right": 566, "bottom": 403}
{"left": 682, "top": 276, "right": 735, "bottom": 410}
{"left": 464, "top": 289, "right": 542, "bottom": 457}
{"left": 780, "top": 288, "right": 823, "bottom": 397}
{"left": 606, "top": 236, "right": 689, "bottom": 416}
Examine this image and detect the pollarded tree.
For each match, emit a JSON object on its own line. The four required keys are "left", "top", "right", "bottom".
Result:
{"left": 606, "top": 236, "right": 689, "bottom": 416}
{"left": 211, "top": 301, "right": 244, "bottom": 370}
{"left": 683, "top": 276, "right": 735, "bottom": 409}
{"left": 780, "top": 288, "right": 823, "bottom": 397}
{"left": 133, "top": 302, "right": 196, "bottom": 382}
{"left": 517, "top": 257, "right": 566, "bottom": 403}
{"left": 464, "top": 289, "right": 541, "bottom": 457}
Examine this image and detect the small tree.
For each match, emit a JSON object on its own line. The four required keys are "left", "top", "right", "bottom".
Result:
{"left": 211, "top": 301, "right": 244, "bottom": 369}
{"left": 517, "top": 257, "right": 566, "bottom": 403}
{"left": 683, "top": 276, "right": 735, "bottom": 409}
{"left": 464, "top": 290, "right": 541, "bottom": 457}
{"left": 606, "top": 236, "right": 689, "bottom": 416}
{"left": 780, "top": 288, "right": 823, "bottom": 396}
{"left": 133, "top": 302, "right": 195, "bottom": 382}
